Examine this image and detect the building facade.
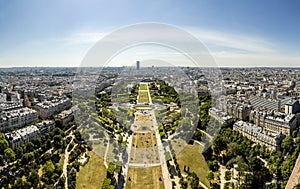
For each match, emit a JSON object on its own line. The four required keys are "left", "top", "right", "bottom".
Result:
{"left": 35, "top": 98, "right": 71, "bottom": 119}
{"left": 249, "top": 110, "right": 297, "bottom": 136}
{"left": 0, "top": 107, "right": 38, "bottom": 132}
{"left": 5, "top": 125, "right": 40, "bottom": 149}
{"left": 233, "top": 120, "right": 283, "bottom": 150}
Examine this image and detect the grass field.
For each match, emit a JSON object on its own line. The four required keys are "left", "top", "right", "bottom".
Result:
{"left": 77, "top": 151, "right": 107, "bottom": 189}
{"left": 130, "top": 132, "right": 160, "bottom": 164}
{"left": 138, "top": 91, "right": 149, "bottom": 103}
{"left": 139, "top": 83, "right": 148, "bottom": 90}
{"left": 126, "top": 166, "right": 165, "bottom": 189}
{"left": 132, "top": 132, "right": 157, "bottom": 148}
{"left": 176, "top": 142, "right": 210, "bottom": 188}
{"left": 91, "top": 140, "right": 106, "bottom": 158}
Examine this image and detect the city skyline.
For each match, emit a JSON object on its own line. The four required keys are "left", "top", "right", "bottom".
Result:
{"left": 1, "top": 1, "right": 300, "bottom": 68}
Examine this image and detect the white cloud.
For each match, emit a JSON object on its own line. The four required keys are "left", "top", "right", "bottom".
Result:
{"left": 61, "top": 26, "right": 300, "bottom": 67}
{"left": 187, "top": 27, "right": 275, "bottom": 54}
{"left": 65, "top": 27, "right": 275, "bottom": 54}
{"left": 211, "top": 51, "right": 300, "bottom": 67}
{"left": 63, "top": 32, "right": 107, "bottom": 45}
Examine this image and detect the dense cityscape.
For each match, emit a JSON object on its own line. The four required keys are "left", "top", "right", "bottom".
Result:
{"left": 0, "top": 66, "right": 299, "bottom": 189}
{"left": 1, "top": 0, "right": 300, "bottom": 188}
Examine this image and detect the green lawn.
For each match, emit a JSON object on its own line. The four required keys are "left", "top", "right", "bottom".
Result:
{"left": 126, "top": 166, "right": 164, "bottom": 189}
{"left": 176, "top": 142, "right": 210, "bottom": 188}
{"left": 77, "top": 151, "right": 107, "bottom": 189}
{"left": 135, "top": 106, "right": 153, "bottom": 110}
{"left": 138, "top": 91, "right": 149, "bottom": 103}
{"left": 139, "top": 83, "right": 148, "bottom": 90}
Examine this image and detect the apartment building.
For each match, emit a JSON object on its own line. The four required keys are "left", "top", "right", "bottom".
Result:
{"left": 233, "top": 120, "right": 283, "bottom": 150}
{"left": 209, "top": 107, "right": 234, "bottom": 125}
{"left": 35, "top": 97, "right": 71, "bottom": 119}
{"left": 36, "top": 120, "right": 55, "bottom": 134}
{"left": 54, "top": 109, "right": 74, "bottom": 126}
{"left": 5, "top": 125, "right": 40, "bottom": 149}
{"left": 249, "top": 110, "right": 297, "bottom": 136}
{"left": 0, "top": 107, "right": 38, "bottom": 132}
{"left": 215, "top": 96, "right": 252, "bottom": 121}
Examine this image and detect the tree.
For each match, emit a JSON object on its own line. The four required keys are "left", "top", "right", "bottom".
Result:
{"left": 55, "top": 119, "right": 63, "bottom": 128}
{"left": 26, "top": 142, "right": 35, "bottom": 152}
{"left": 242, "top": 173, "right": 254, "bottom": 188}
{"left": 0, "top": 133, "right": 9, "bottom": 153}
{"left": 21, "top": 152, "right": 34, "bottom": 164}
{"left": 107, "top": 163, "right": 115, "bottom": 177}
{"left": 225, "top": 171, "right": 231, "bottom": 181}
{"left": 102, "top": 178, "right": 111, "bottom": 189}
{"left": 248, "top": 155, "right": 262, "bottom": 171}
{"left": 28, "top": 170, "right": 39, "bottom": 187}
{"left": 53, "top": 135, "right": 64, "bottom": 149}
{"left": 294, "top": 184, "right": 300, "bottom": 189}
{"left": 190, "top": 172, "right": 200, "bottom": 189}
{"left": 207, "top": 170, "right": 214, "bottom": 180}
{"left": 32, "top": 137, "right": 42, "bottom": 147}
{"left": 281, "top": 136, "right": 294, "bottom": 153}
{"left": 227, "top": 142, "right": 241, "bottom": 158}
{"left": 281, "top": 155, "right": 294, "bottom": 181}
{"left": 4, "top": 148, "right": 15, "bottom": 162}
{"left": 14, "top": 178, "right": 26, "bottom": 189}
{"left": 69, "top": 168, "right": 77, "bottom": 189}
{"left": 43, "top": 160, "right": 55, "bottom": 177}
{"left": 16, "top": 146, "right": 23, "bottom": 159}
{"left": 292, "top": 130, "right": 298, "bottom": 138}
{"left": 208, "top": 160, "right": 220, "bottom": 172}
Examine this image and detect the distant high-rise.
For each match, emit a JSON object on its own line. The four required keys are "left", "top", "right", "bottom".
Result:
{"left": 136, "top": 61, "right": 140, "bottom": 70}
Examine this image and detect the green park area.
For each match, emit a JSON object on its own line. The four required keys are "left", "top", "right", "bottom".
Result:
{"left": 176, "top": 143, "right": 210, "bottom": 188}
{"left": 126, "top": 166, "right": 165, "bottom": 189}
{"left": 77, "top": 151, "right": 107, "bottom": 189}
{"left": 138, "top": 91, "right": 150, "bottom": 103}
{"left": 139, "top": 83, "right": 148, "bottom": 90}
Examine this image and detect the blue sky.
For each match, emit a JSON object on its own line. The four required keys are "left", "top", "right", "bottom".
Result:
{"left": 0, "top": 0, "right": 300, "bottom": 67}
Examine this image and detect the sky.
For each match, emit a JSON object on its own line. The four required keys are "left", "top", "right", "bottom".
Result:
{"left": 0, "top": 0, "right": 300, "bottom": 67}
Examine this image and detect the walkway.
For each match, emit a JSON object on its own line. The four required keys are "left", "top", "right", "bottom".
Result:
{"left": 122, "top": 82, "right": 171, "bottom": 188}
{"left": 286, "top": 154, "right": 300, "bottom": 189}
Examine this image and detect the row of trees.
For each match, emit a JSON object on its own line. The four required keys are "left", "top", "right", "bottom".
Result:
{"left": 149, "top": 80, "right": 180, "bottom": 105}
{"left": 102, "top": 162, "right": 122, "bottom": 189}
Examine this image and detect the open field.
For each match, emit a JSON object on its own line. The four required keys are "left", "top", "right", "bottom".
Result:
{"left": 130, "top": 132, "right": 160, "bottom": 164}
{"left": 140, "top": 83, "right": 148, "bottom": 90}
{"left": 176, "top": 142, "right": 210, "bottom": 188}
{"left": 133, "top": 113, "right": 153, "bottom": 131}
{"left": 126, "top": 166, "right": 165, "bottom": 189}
{"left": 132, "top": 132, "right": 157, "bottom": 148}
{"left": 129, "top": 146, "right": 160, "bottom": 164}
{"left": 138, "top": 91, "right": 150, "bottom": 103}
{"left": 77, "top": 151, "right": 106, "bottom": 189}
{"left": 91, "top": 140, "right": 106, "bottom": 158}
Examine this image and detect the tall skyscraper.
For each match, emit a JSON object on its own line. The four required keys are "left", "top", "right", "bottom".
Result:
{"left": 136, "top": 61, "right": 140, "bottom": 70}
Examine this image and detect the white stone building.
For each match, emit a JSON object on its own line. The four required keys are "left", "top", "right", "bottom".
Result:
{"left": 0, "top": 107, "right": 38, "bottom": 132}
{"left": 5, "top": 125, "right": 40, "bottom": 149}
{"left": 35, "top": 98, "right": 71, "bottom": 119}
